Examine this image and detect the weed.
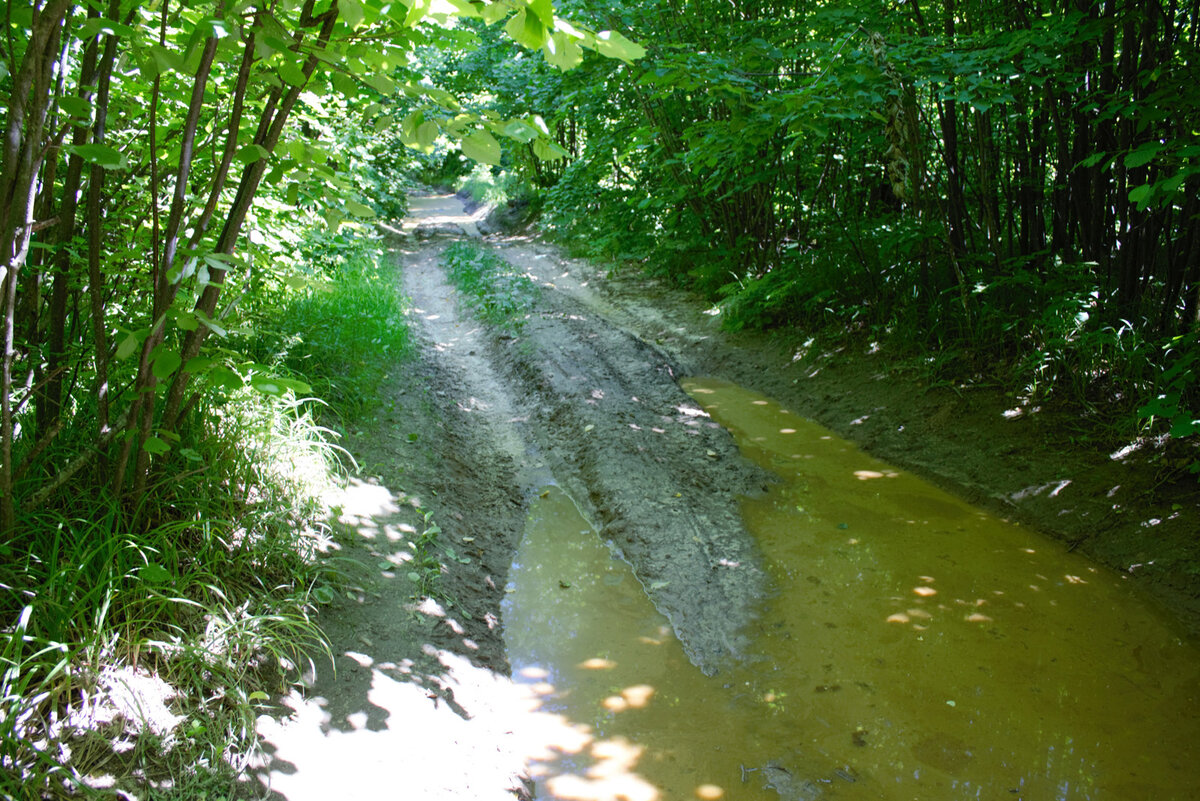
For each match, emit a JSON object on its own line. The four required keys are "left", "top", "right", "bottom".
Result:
{"left": 441, "top": 241, "right": 540, "bottom": 331}
{"left": 405, "top": 510, "right": 444, "bottom": 599}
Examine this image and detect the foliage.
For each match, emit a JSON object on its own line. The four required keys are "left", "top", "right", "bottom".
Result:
{"left": 1140, "top": 333, "right": 1200, "bottom": 462}
{"left": 442, "top": 241, "right": 540, "bottom": 331}
{"left": 452, "top": 0, "right": 1200, "bottom": 430}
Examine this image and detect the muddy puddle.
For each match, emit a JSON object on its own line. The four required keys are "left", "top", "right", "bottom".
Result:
{"left": 504, "top": 378, "right": 1200, "bottom": 801}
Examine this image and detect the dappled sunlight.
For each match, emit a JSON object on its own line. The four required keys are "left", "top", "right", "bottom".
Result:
{"left": 259, "top": 642, "right": 600, "bottom": 801}
{"left": 580, "top": 657, "right": 617, "bottom": 670}
{"left": 677, "top": 376, "right": 1200, "bottom": 800}
{"left": 544, "top": 737, "right": 659, "bottom": 801}
{"left": 601, "top": 684, "right": 656, "bottom": 713}
{"left": 335, "top": 478, "right": 400, "bottom": 521}
{"left": 855, "top": 469, "right": 899, "bottom": 480}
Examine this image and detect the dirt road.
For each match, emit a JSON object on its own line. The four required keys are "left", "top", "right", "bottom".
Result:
{"left": 255, "top": 195, "right": 773, "bottom": 799}
{"left": 254, "top": 193, "right": 1199, "bottom": 801}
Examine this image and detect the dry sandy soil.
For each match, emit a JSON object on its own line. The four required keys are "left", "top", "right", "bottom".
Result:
{"left": 250, "top": 195, "right": 1199, "bottom": 800}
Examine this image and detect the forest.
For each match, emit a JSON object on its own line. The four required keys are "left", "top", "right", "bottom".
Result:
{"left": 2, "top": 0, "right": 1198, "bottom": 796}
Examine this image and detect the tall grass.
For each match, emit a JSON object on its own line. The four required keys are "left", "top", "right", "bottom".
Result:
{"left": 261, "top": 241, "right": 410, "bottom": 423}
{"left": 0, "top": 234, "right": 411, "bottom": 796}
{"left": 0, "top": 391, "right": 343, "bottom": 798}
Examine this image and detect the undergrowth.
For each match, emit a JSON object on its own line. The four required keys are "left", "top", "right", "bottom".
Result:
{"left": 441, "top": 241, "right": 539, "bottom": 330}
{"left": 254, "top": 231, "right": 410, "bottom": 424}
{"left": 1, "top": 393, "right": 343, "bottom": 800}
{"left": 2, "top": 229, "right": 412, "bottom": 797}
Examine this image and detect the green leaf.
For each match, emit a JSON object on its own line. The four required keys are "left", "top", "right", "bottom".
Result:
{"left": 479, "top": 2, "right": 510, "bottom": 24}
{"left": 143, "top": 436, "right": 170, "bottom": 455}
{"left": 152, "top": 349, "right": 183, "bottom": 380}
{"left": 175, "top": 311, "right": 199, "bottom": 331}
{"left": 532, "top": 137, "right": 568, "bottom": 161}
{"left": 345, "top": 199, "right": 376, "bottom": 217}
{"left": 149, "top": 45, "right": 185, "bottom": 77}
{"left": 59, "top": 95, "right": 92, "bottom": 119}
{"left": 324, "top": 207, "right": 345, "bottom": 231}
{"left": 116, "top": 332, "right": 141, "bottom": 360}
{"left": 207, "top": 366, "right": 242, "bottom": 390}
{"left": 202, "top": 253, "right": 233, "bottom": 276}
{"left": 69, "top": 143, "right": 126, "bottom": 170}
{"left": 417, "top": 119, "right": 440, "bottom": 150}
{"left": 139, "top": 563, "right": 173, "bottom": 584}
{"left": 78, "top": 17, "right": 136, "bottom": 39}
{"left": 277, "top": 56, "right": 308, "bottom": 87}
{"left": 340, "top": 0, "right": 365, "bottom": 28}
{"left": 503, "top": 120, "right": 538, "bottom": 143}
{"left": 193, "top": 309, "right": 228, "bottom": 337}
{"left": 505, "top": 9, "right": 548, "bottom": 50}
{"left": 1129, "top": 183, "right": 1153, "bottom": 209}
{"left": 1169, "top": 416, "right": 1200, "bottom": 438}
{"left": 250, "top": 375, "right": 312, "bottom": 396}
{"left": 363, "top": 73, "right": 397, "bottom": 96}
{"left": 527, "top": 0, "right": 555, "bottom": 26}
{"left": 251, "top": 378, "right": 283, "bottom": 396}
{"left": 593, "top": 30, "right": 645, "bottom": 64}
{"left": 462, "top": 130, "right": 502, "bottom": 166}
{"left": 237, "top": 144, "right": 271, "bottom": 164}
{"left": 1160, "top": 169, "right": 1188, "bottom": 195}
{"left": 1125, "top": 143, "right": 1161, "bottom": 169}
{"left": 404, "top": 0, "right": 430, "bottom": 26}
{"left": 544, "top": 31, "right": 582, "bottom": 70}
{"left": 444, "top": 0, "right": 481, "bottom": 17}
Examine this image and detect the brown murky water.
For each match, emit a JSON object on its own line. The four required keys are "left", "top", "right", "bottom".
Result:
{"left": 503, "top": 377, "right": 1200, "bottom": 801}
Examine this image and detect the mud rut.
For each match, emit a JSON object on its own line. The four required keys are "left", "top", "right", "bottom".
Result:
{"left": 254, "top": 197, "right": 783, "bottom": 800}
{"left": 400, "top": 216, "right": 771, "bottom": 676}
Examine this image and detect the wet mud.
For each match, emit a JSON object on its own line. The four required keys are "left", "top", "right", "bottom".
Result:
{"left": 256, "top": 194, "right": 1200, "bottom": 801}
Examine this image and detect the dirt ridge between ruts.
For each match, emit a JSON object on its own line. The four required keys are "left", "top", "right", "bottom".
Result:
{"left": 393, "top": 230, "right": 776, "bottom": 676}
{"left": 487, "top": 277, "right": 772, "bottom": 674}
{"left": 493, "top": 237, "right": 1200, "bottom": 637}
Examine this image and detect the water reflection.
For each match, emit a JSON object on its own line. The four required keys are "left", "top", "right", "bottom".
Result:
{"left": 685, "top": 377, "right": 1200, "bottom": 800}
{"left": 504, "top": 487, "right": 822, "bottom": 801}
{"left": 504, "top": 382, "right": 1200, "bottom": 801}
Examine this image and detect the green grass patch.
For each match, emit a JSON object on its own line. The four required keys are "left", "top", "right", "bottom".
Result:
{"left": 441, "top": 241, "right": 539, "bottom": 331}
{"left": 264, "top": 242, "right": 410, "bottom": 423}
{"left": 1, "top": 393, "right": 345, "bottom": 799}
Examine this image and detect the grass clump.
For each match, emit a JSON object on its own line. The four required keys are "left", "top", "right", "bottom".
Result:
{"left": 1, "top": 392, "right": 343, "bottom": 799}
{"left": 258, "top": 236, "right": 410, "bottom": 424}
{"left": 441, "top": 241, "right": 539, "bottom": 331}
